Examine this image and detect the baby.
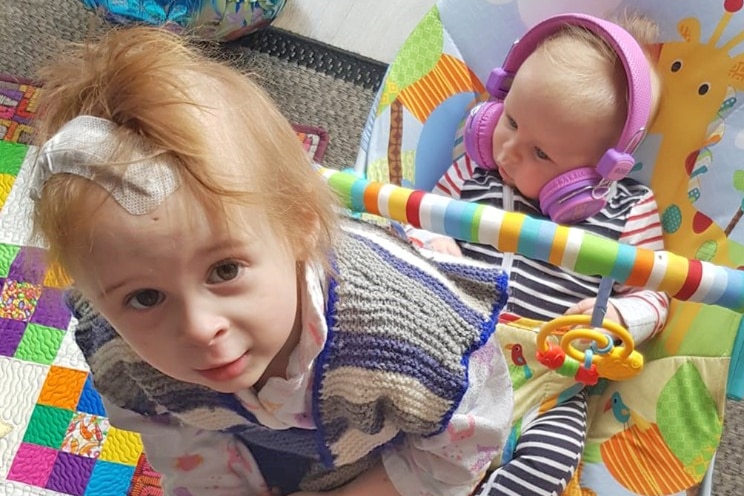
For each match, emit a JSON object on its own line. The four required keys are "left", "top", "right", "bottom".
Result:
{"left": 406, "top": 13, "right": 670, "bottom": 496}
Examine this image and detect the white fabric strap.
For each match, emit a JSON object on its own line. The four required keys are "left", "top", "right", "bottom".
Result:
{"left": 31, "top": 115, "right": 180, "bottom": 215}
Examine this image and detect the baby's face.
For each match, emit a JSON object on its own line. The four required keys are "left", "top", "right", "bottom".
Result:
{"left": 70, "top": 186, "right": 302, "bottom": 394}
{"left": 490, "top": 51, "right": 615, "bottom": 200}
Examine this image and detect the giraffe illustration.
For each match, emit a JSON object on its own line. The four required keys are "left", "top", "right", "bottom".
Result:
{"left": 650, "top": 0, "right": 744, "bottom": 266}
{"left": 644, "top": 1, "right": 744, "bottom": 353}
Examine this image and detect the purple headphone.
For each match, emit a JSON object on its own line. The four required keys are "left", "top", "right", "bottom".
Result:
{"left": 463, "top": 13, "right": 652, "bottom": 224}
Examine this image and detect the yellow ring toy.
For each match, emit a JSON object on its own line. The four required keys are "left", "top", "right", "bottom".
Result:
{"left": 536, "top": 314, "right": 644, "bottom": 384}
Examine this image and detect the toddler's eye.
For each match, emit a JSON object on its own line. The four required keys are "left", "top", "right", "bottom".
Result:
{"left": 128, "top": 289, "right": 164, "bottom": 309}
{"left": 208, "top": 262, "right": 243, "bottom": 283}
{"left": 506, "top": 116, "right": 518, "bottom": 129}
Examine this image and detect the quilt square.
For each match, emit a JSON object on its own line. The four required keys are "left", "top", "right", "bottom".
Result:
{"left": 0, "top": 279, "right": 42, "bottom": 321}
{"left": 85, "top": 460, "right": 136, "bottom": 496}
{"left": 99, "top": 427, "right": 144, "bottom": 466}
{"left": 7, "top": 246, "right": 46, "bottom": 284}
{"left": 127, "top": 453, "right": 163, "bottom": 496}
{"left": 0, "top": 82, "right": 37, "bottom": 144}
{"left": 46, "top": 451, "right": 96, "bottom": 496}
{"left": 14, "top": 322, "right": 65, "bottom": 364}
{"left": 43, "top": 263, "right": 72, "bottom": 288}
{"left": 0, "top": 357, "right": 49, "bottom": 478}
{"left": 38, "top": 365, "right": 88, "bottom": 410}
{"left": 77, "top": 374, "right": 108, "bottom": 417}
{"left": 6, "top": 442, "right": 58, "bottom": 487}
{"left": 53, "top": 326, "right": 91, "bottom": 371}
{"left": 23, "top": 403, "right": 75, "bottom": 449}
{"left": 62, "top": 412, "right": 110, "bottom": 458}
{"left": 0, "top": 140, "right": 27, "bottom": 175}
{"left": 0, "top": 244, "right": 20, "bottom": 276}
{"left": 0, "top": 173, "right": 14, "bottom": 208}
{"left": 0, "top": 317, "right": 25, "bottom": 356}
{"left": 32, "top": 286, "right": 72, "bottom": 329}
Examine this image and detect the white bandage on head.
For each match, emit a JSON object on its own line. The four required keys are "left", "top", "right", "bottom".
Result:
{"left": 30, "top": 115, "right": 181, "bottom": 215}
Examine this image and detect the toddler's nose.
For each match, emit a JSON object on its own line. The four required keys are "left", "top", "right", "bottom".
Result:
{"left": 181, "top": 307, "right": 229, "bottom": 346}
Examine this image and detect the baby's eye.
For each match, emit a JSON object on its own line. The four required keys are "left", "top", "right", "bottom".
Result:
{"left": 127, "top": 289, "right": 164, "bottom": 310}
{"left": 208, "top": 261, "right": 243, "bottom": 283}
{"left": 535, "top": 148, "right": 550, "bottom": 161}
{"left": 506, "top": 115, "right": 518, "bottom": 129}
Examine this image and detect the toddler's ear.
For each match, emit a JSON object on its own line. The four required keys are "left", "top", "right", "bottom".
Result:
{"left": 294, "top": 212, "right": 321, "bottom": 261}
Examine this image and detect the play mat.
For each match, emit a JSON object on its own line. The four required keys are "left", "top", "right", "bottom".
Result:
{"left": 0, "top": 73, "right": 328, "bottom": 496}
{"left": 352, "top": 0, "right": 744, "bottom": 494}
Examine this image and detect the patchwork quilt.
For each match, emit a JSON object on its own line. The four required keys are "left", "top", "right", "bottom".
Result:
{"left": 0, "top": 74, "right": 329, "bottom": 496}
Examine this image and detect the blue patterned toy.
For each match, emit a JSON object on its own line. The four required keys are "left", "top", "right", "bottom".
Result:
{"left": 80, "top": 0, "right": 286, "bottom": 40}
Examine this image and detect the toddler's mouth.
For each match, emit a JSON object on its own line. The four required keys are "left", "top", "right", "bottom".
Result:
{"left": 197, "top": 352, "right": 250, "bottom": 382}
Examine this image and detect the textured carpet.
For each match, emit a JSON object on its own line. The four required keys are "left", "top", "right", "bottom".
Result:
{"left": 1, "top": 1, "right": 741, "bottom": 495}
{"left": 0, "top": 0, "right": 384, "bottom": 170}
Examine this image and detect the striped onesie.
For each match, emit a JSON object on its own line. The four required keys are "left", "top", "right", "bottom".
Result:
{"left": 410, "top": 156, "right": 669, "bottom": 496}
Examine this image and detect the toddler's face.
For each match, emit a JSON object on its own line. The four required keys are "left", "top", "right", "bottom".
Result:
{"left": 70, "top": 187, "right": 302, "bottom": 393}
{"left": 490, "top": 51, "right": 613, "bottom": 200}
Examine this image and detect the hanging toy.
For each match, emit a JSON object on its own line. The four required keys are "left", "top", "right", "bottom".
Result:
{"left": 536, "top": 277, "right": 644, "bottom": 384}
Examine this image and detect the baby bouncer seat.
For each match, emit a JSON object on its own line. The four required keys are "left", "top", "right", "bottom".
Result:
{"left": 351, "top": 0, "right": 744, "bottom": 494}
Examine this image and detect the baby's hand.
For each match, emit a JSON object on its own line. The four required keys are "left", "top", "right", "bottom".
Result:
{"left": 427, "top": 236, "right": 463, "bottom": 257}
{"left": 564, "top": 297, "right": 622, "bottom": 326}
{"left": 565, "top": 298, "right": 625, "bottom": 348}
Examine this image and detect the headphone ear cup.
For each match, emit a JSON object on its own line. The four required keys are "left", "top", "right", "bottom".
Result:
{"left": 463, "top": 102, "right": 503, "bottom": 170}
{"left": 539, "top": 167, "right": 609, "bottom": 224}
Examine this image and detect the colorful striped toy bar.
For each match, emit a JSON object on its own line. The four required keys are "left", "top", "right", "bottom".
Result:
{"left": 319, "top": 167, "right": 744, "bottom": 313}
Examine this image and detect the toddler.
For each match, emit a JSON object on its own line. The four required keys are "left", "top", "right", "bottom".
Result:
{"left": 30, "top": 27, "right": 514, "bottom": 496}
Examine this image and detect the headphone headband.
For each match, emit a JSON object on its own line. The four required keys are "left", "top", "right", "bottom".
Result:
{"left": 486, "top": 13, "right": 652, "bottom": 155}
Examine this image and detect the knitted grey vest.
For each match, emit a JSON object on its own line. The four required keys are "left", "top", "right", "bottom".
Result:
{"left": 72, "top": 220, "right": 509, "bottom": 493}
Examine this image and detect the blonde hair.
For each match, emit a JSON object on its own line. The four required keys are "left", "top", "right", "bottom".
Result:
{"left": 611, "top": 11, "right": 663, "bottom": 125}
{"left": 32, "top": 26, "right": 338, "bottom": 277}
{"left": 533, "top": 13, "right": 661, "bottom": 150}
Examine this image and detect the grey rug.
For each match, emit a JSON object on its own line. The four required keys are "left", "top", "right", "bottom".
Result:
{"left": 1, "top": 0, "right": 741, "bottom": 494}
{"left": 0, "top": 0, "right": 382, "bottom": 170}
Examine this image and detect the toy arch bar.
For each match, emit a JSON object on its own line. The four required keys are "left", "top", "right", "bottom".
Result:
{"left": 319, "top": 167, "right": 744, "bottom": 313}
